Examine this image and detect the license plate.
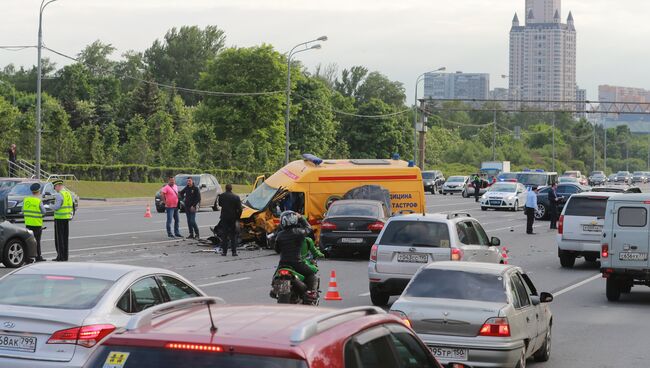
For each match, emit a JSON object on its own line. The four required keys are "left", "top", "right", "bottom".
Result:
{"left": 490, "top": 200, "right": 501, "bottom": 205}
{"left": 341, "top": 238, "right": 363, "bottom": 244}
{"left": 397, "top": 253, "right": 428, "bottom": 263}
{"left": 582, "top": 224, "right": 603, "bottom": 232}
{"left": 619, "top": 252, "right": 648, "bottom": 261}
{"left": 0, "top": 334, "right": 37, "bottom": 353}
{"left": 428, "top": 346, "right": 468, "bottom": 361}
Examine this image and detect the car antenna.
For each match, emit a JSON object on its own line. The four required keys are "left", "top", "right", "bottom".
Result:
{"left": 206, "top": 300, "right": 218, "bottom": 334}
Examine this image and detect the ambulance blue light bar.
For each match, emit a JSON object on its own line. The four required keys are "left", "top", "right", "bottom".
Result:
{"left": 302, "top": 154, "right": 323, "bottom": 166}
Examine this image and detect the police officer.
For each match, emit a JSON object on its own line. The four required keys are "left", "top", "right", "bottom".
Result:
{"left": 472, "top": 174, "right": 482, "bottom": 202}
{"left": 23, "top": 183, "right": 46, "bottom": 262}
{"left": 51, "top": 179, "right": 74, "bottom": 261}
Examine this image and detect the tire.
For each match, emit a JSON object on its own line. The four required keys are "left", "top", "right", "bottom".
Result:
{"left": 535, "top": 204, "right": 547, "bottom": 220}
{"left": 462, "top": 190, "right": 468, "bottom": 198}
{"left": 481, "top": 207, "right": 487, "bottom": 211}
{"left": 512, "top": 200, "right": 519, "bottom": 212}
{"left": 277, "top": 293, "right": 292, "bottom": 304}
{"left": 443, "top": 193, "right": 448, "bottom": 196}
{"left": 534, "top": 328, "right": 552, "bottom": 362}
{"left": 515, "top": 348, "right": 527, "bottom": 368}
{"left": 450, "top": 193, "right": 454, "bottom": 196}
{"left": 585, "top": 255, "right": 598, "bottom": 263}
{"left": 622, "top": 284, "right": 632, "bottom": 294}
{"left": 2, "top": 239, "right": 26, "bottom": 268}
{"left": 606, "top": 277, "right": 621, "bottom": 301}
{"left": 156, "top": 206, "right": 165, "bottom": 213}
{"left": 369, "top": 287, "right": 390, "bottom": 306}
{"left": 559, "top": 252, "right": 576, "bottom": 268}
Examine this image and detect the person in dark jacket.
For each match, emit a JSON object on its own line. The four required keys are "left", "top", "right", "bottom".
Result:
{"left": 548, "top": 183, "right": 562, "bottom": 230}
{"left": 276, "top": 211, "right": 317, "bottom": 293}
{"left": 472, "top": 174, "right": 482, "bottom": 202}
{"left": 179, "top": 177, "right": 201, "bottom": 239}
{"left": 218, "top": 184, "right": 243, "bottom": 256}
{"left": 7, "top": 144, "right": 16, "bottom": 177}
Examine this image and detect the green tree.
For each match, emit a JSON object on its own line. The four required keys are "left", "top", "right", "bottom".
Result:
{"left": 122, "top": 115, "right": 152, "bottom": 164}
{"left": 334, "top": 66, "right": 368, "bottom": 98}
{"left": 41, "top": 96, "right": 77, "bottom": 163}
{"left": 356, "top": 72, "right": 406, "bottom": 107}
{"left": 103, "top": 121, "right": 121, "bottom": 164}
{"left": 147, "top": 111, "right": 176, "bottom": 166}
{"left": 130, "top": 76, "right": 162, "bottom": 120}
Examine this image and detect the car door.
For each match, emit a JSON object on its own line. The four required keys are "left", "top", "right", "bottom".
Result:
{"left": 386, "top": 324, "right": 442, "bottom": 368}
{"left": 472, "top": 220, "right": 501, "bottom": 263}
{"left": 508, "top": 272, "right": 540, "bottom": 354}
{"left": 345, "top": 326, "right": 400, "bottom": 368}
{"left": 556, "top": 184, "right": 579, "bottom": 209}
{"left": 517, "top": 184, "right": 527, "bottom": 205}
{"left": 520, "top": 272, "right": 550, "bottom": 348}
{"left": 611, "top": 203, "right": 650, "bottom": 269}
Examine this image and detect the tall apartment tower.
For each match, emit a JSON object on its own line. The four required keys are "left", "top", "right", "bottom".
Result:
{"left": 509, "top": 0, "right": 576, "bottom": 109}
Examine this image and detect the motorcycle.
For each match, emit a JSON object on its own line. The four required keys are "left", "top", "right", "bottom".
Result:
{"left": 270, "top": 263, "right": 320, "bottom": 305}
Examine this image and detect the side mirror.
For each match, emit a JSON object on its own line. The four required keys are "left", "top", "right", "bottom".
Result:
{"left": 490, "top": 237, "right": 501, "bottom": 247}
{"left": 200, "top": 184, "right": 207, "bottom": 189}
{"left": 44, "top": 192, "right": 52, "bottom": 196}
{"left": 540, "top": 292, "right": 554, "bottom": 303}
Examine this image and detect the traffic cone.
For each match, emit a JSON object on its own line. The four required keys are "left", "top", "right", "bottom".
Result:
{"left": 324, "top": 270, "right": 342, "bottom": 301}
{"left": 144, "top": 204, "right": 152, "bottom": 218}
{"left": 501, "top": 247, "right": 509, "bottom": 265}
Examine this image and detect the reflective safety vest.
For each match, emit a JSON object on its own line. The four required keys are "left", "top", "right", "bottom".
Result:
{"left": 23, "top": 196, "right": 44, "bottom": 227}
{"left": 54, "top": 190, "right": 74, "bottom": 220}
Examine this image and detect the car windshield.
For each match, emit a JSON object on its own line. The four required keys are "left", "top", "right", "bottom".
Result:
{"left": 590, "top": 171, "right": 604, "bottom": 176}
{"left": 617, "top": 172, "right": 629, "bottom": 175}
{"left": 404, "top": 269, "right": 507, "bottom": 303}
{"left": 327, "top": 203, "right": 379, "bottom": 217}
{"left": 498, "top": 173, "right": 518, "bottom": 181}
{"left": 559, "top": 177, "right": 577, "bottom": 183}
{"left": 565, "top": 197, "right": 608, "bottom": 217}
{"left": 8, "top": 183, "right": 37, "bottom": 196}
{"left": 488, "top": 183, "right": 517, "bottom": 192}
{"left": 175, "top": 176, "right": 201, "bottom": 187}
{"left": 380, "top": 221, "right": 450, "bottom": 247}
{"left": 516, "top": 173, "right": 548, "bottom": 186}
{"left": 422, "top": 172, "right": 436, "bottom": 179}
{"left": 447, "top": 177, "right": 465, "bottom": 183}
{"left": 0, "top": 274, "right": 113, "bottom": 309}
{"left": 85, "top": 346, "right": 308, "bottom": 368}
{"left": 244, "top": 182, "right": 278, "bottom": 211}
{"left": 633, "top": 172, "right": 644, "bottom": 176}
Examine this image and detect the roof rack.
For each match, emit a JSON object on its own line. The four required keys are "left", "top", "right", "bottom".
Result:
{"left": 126, "top": 297, "right": 225, "bottom": 331}
{"left": 447, "top": 213, "right": 472, "bottom": 220}
{"left": 290, "top": 306, "right": 384, "bottom": 346}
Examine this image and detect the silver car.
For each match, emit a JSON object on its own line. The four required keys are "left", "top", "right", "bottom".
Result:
{"left": 0, "top": 262, "right": 206, "bottom": 367}
{"left": 368, "top": 213, "right": 503, "bottom": 306}
{"left": 391, "top": 262, "right": 553, "bottom": 368}
{"left": 479, "top": 182, "right": 527, "bottom": 211}
{"left": 442, "top": 176, "right": 469, "bottom": 196}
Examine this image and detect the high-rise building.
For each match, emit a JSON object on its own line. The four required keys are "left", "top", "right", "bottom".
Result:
{"left": 423, "top": 72, "right": 490, "bottom": 101}
{"left": 599, "top": 85, "right": 650, "bottom": 124}
{"left": 509, "top": 0, "right": 577, "bottom": 109}
{"left": 576, "top": 87, "right": 587, "bottom": 118}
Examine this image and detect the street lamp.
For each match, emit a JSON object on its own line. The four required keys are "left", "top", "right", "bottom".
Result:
{"left": 413, "top": 67, "right": 446, "bottom": 165}
{"left": 284, "top": 36, "right": 327, "bottom": 165}
{"left": 36, "top": 0, "right": 60, "bottom": 178}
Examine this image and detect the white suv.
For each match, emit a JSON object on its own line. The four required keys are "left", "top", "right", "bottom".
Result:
{"left": 557, "top": 192, "right": 611, "bottom": 268}
{"left": 367, "top": 213, "right": 504, "bottom": 306}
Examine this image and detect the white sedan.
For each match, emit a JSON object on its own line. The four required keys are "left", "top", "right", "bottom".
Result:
{"left": 480, "top": 182, "right": 528, "bottom": 211}
{"left": 0, "top": 262, "right": 207, "bottom": 368}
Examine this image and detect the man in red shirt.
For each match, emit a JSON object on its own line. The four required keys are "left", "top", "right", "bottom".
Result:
{"left": 160, "top": 175, "right": 182, "bottom": 238}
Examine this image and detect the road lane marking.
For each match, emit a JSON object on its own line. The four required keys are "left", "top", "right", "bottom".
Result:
{"left": 72, "top": 218, "right": 108, "bottom": 223}
{"left": 359, "top": 292, "right": 371, "bottom": 297}
{"left": 41, "top": 225, "right": 212, "bottom": 242}
{"left": 198, "top": 277, "right": 251, "bottom": 287}
{"left": 42, "top": 239, "right": 181, "bottom": 255}
{"left": 553, "top": 274, "right": 601, "bottom": 297}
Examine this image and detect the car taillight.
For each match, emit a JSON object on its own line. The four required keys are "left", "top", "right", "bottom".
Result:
{"left": 48, "top": 324, "right": 116, "bottom": 348}
{"left": 370, "top": 244, "right": 378, "bottom": 262}
{"left": 165, "top": 343, "right": 224, "bottom": 352}
{"left": 478, "top": 317, "right": 511, "bottom": 337}
{"left": 558, "top": 215, "right": 564, "bottom": 234}
{"left": 451, "top": 248, "right": 463, "bottom": 261}
{"left": 278, "top": 269, "right": 292, "bottom": 276}
{"left": 321, "top": 222, "right": 337, "bottom": 231}
{"left": 368, "top": 221, "right": 384, "bottom": 232}
{"left": 389, "top": 310, "right": 412, "bottom": 328}
{"left": 602, "top": 243, "right": 609, "bottom": 259}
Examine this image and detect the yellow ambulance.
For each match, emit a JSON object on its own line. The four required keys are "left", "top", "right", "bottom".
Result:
{"left": 239, "top": 155, "right": 426, "bottom": 245}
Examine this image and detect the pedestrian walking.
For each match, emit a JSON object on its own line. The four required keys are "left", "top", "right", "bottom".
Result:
{"left": 52, "top": 179, "right": 73, "bottom": 261}
{"left": 548, "top": 183, "right": 562, "bottom": 230}
{"left": 525, "top": 186, "right": 539, "bottom": 235}
{"left": 7, "top": 144, "right": 16, "bottom": 177}
{"left": 472, "top": 174, "right": 482, "bottom": 202}
{"left": 160, "top": 175, "right": 182, "bottom": 238}
{"left": 23, "top": 183, "right": 46, "bottom": 262}
{"left": 179, "top": 177, "right": 201, "bottom": 239}
{"left": 218, "top": 184, "right": 242, "bottom": 256}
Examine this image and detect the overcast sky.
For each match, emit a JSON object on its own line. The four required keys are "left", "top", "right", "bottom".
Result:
{"left": 1, "top": 0, "right": 649, "bottom": 103}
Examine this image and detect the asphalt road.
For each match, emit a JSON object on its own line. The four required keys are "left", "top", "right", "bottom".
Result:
{"left": 2, "top": 189, "right": 649, "bottom": 368}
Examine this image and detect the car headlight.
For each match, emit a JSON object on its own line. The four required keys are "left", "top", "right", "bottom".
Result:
{"left": 7, "top": 200, "right": 18, "bottom": 208}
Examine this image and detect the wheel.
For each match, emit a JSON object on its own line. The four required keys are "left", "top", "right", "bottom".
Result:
{"left": 535, "top": 204, "right": 547, "bottom": 220}
{"left": 559, "top": 251, "right": 576, "bottom": 268}
{"left": 481, "top": 207, "right": 487, "bottom": 211}
{"left": 622, "top": 284, "right": 632, "bottom": 294}
{"left": 533, "top": 327, "right": 552, "bottom": 362}
{"left": 515, "top": 348, "right": 527, "bottom": 368}
{"left": 277, "top": 293, "right": 292, "bottom": 304}
{"left": 2, "top": 239, "right": 26, "bottom": 268}
{"left": 462, "top": 190, "right": 468, "bottom": 198}
{"left": 512, "top": 200, "right": 519, "bottom": 212}
{"left": 156, "top": 206, "right": 165, "bottom": 213}
{"left": 585, "top": 255, "right": 598, "bottom": 263}
{"left": 450, "top": 193, "right": 454, "bottom": 196}
{"left": 606, "top": 277, "right": 621, "bottom": 301}
{"left": 443, "top": 193, "right": 448, "bottom": 196}
{"left": 369, "top": 287, "right": 390, "bottom": 306}
{"left": 212, "top": 200, "right": 220, "bottom": 211}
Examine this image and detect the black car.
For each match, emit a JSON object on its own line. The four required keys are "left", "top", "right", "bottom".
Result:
{"left": 588, "top": 171, "right": 607, "bottom": 186}
{"left": 0, "top": 199, "right": 38, "bottom": 267}
{"left": 154, "top": 174, "right": 223, "bottom": 213}
{"left": 319, "top": 199, "right": 390, "bottom": 257}
{"left": 5, "top": 181, "right": 79, "bottom": 218}
{"left": 422, "top": 170, "right": 445, "bottom": 194}
{"left": 591, "top": 185, "right": 642, "bottom": 194}
{"left": 535, "top": 183, "right": 590, "bottom": 220}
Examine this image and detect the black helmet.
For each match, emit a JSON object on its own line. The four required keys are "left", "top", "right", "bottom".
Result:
{"left": 280, "top": 211, "right": 300, "bottom": 229}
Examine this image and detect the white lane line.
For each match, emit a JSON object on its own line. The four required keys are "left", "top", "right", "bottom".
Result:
{"left": 553, "top": 274, "right": 601, "bottom": 297}
{"left": 41, "top": 225, "right": 212, "bottom": 242}
{"left": 198, "top": 277, "right": 251, "bottom": 288}
{"left": 72, "top": 218, "right": 108, "bottom": 223}
{"left": 42, "top": 239, "right": 181, "bottom": 255}
{"left": 427, "top": 202, "right": 473, "bottom": 208}
{"left": 359, "top": 292, "right": 371, "bottom": 297}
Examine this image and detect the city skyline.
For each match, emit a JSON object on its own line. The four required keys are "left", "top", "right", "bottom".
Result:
{"left": 1, "top": 0, "right": 649, "bottom": 104}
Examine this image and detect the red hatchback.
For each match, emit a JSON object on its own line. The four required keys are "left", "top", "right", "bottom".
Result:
{"left": 83, "top": 297, "right": 468, "bottom": 368}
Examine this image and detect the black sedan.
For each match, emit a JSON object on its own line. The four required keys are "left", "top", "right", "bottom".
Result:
{"left": 535, "top": 183, "right": 591, "bottom": 220}
{"left": 319, "top": 199, "right": 389, "bottom": 257}
{"left": 0, "top": 219, "right": 37, "bottom": 268}
{"left": 422, "top": 170, "right": 445, "bottom": 194}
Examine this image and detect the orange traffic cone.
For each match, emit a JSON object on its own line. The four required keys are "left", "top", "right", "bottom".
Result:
{"left": 144, "top": 204, "right": 152, "bottom": 218}
{"left": 324, "top": 270, "right": 342, "bottom": 301}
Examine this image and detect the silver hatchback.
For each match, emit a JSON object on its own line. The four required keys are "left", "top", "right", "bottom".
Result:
{"left": 367, "top": 213, "right": 503, "bottom": 306}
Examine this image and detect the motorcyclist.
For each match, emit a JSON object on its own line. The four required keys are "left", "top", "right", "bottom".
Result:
{"left": 275, "top": 211, "right": 318, "bottom": 295}
{"left": 301, "top": 236, "right": 323, "bottom": 273}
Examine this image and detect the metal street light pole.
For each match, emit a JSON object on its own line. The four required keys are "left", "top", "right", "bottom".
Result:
{"left": 552, "top": 114, "right": 556, "bottom": 173}
{"left": 592, "top": 122, "right": 596, "bottom": 172}
{"left": 604, "top": 128, "right": 607, "bottom": 173}
{"left": 492, "top": 110, "right": 497, "bottom": 160}
{"left": 36, "top": 0, "right": 59, "bottom": 178}
{"left": 284, "top": 36, "right": 327, "bottom": 165}
{"left": 413, "top": 67, "right": 446, "bottom": 165}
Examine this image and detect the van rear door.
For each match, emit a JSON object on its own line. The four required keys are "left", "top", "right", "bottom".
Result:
{"left": 611, "top": 202, "right": 650, "bottom": 269}
{"left": 562, "top": 196, "right": 608, "bottom": 243}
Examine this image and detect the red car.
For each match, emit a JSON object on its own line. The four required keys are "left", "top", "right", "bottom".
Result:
{"left": 83, "top": 297, "right": 471, "bottom": 368}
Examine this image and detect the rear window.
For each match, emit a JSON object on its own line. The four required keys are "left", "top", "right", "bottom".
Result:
{"left": 618, "top": 207, "right": 647, "bottom": 227}
{"left": 328, "top": 203, "right": 379, "bottom": 217}
{"left": 379, "top": 221, "right": 450, "bottom": 247}
{"left": 0, "top": 275, "right": 112, "bottom": 309}
{"left": 564, "top": 197, "right": 608, "bottom": 217}
{"left": 405, "top": 269, "right": 507, "bottom": 303}
{"left": 85, "top": 346, "right": 308, "bottom": 368}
